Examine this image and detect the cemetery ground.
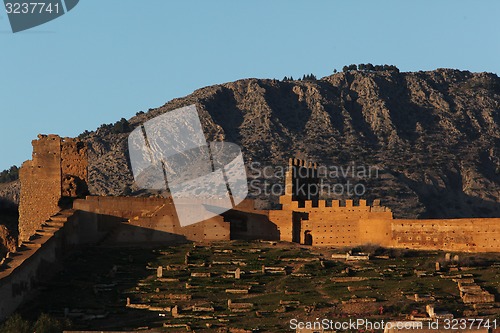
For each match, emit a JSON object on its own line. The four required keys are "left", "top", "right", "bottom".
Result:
{"left": 17, "top": 241, "right": 500, "bottom": 332}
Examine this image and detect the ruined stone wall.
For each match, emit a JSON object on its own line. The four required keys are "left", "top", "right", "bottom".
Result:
{"left": 18, "top": 135, "right": 87, "bottom": 243}
{"left": 19, "top": 135, "right": 62, "bottom": 242}
{"left": 0, "top": 206, "right": 127, "bottom": 321}
{"left": 272, "top": 194, "right": 500, "bottom": 251}
{"left": 0, "top": 236, "right": 57, "bottom": 320}
{"left": 61, "top": 138, "right": 88, "bottom": 197}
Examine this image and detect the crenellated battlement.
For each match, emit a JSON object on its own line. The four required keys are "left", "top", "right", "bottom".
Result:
{"left": 283, "top": 197, "right": 391, "bottom": 212}
{"left": 288, "top": 158, "right": 317, "bottom": 169}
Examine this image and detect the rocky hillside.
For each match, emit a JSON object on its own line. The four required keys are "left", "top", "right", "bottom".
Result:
{"left": 0, "top": 181, "right": 20, "bottom": 254}
{"left": 0, "top": 224, "right": 16, "bottom": 259}
{"left": 0, "top": 181, "right": 20, "bottom": 208}
{"left": 82, "top": 68, "right": 500, "bottom": 219}
{"left": 3, "top": 69, "right": 500, "bottom": 220}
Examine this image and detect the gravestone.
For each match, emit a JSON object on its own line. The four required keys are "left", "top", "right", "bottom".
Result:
{"left": 157, "top": 266, "right": 163, "bottom": 278}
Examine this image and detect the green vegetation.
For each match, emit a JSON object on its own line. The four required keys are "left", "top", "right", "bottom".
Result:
{"left": 342, "top": 63, "right": 400, "bottom": 72}
{"left": 111, "top": 118, "right": 131, "bottom": 134}
{"left": 77, "top": 130, "right": 91, "bottom": 140}
{"left": 0, "top": 313, "right": 31, "bottom": 333}
{"left": 33, "top": 314, "right": 71, "bottom": 333}
{"left": 283, "top": 73, "right": 318, "bottom": 81}
{"left": 301, "top": 73, "right": 317, "bottom": 81}
{"left": 94, "top": 117, "right": 132, "bottom": 135}
{"left": 0, "top": 166, "right": 19, "bottom": 183}
{"left": 0, "top": 313, "right": 71, "bottom": 333}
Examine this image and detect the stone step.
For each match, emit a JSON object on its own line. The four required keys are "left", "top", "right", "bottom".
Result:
{"left": 49, "top": 209, "right": 75, "bottom": 220}
{"left": 36, "top": 229, "right": 55, "bottom": 235}
{"left": 24, "top": 241, "right": 42, "bottom": 248}
{"left": 50, "top": 215, "right": 68, "bottom": 222}
{"left": 41, "top": 224, "right": 59, "bottom": 230}
{"left": 44, "top": 225, "right": 63, "bottom": 231}
{"left": 45, "top": 221, "right": 65, "bottom": 228}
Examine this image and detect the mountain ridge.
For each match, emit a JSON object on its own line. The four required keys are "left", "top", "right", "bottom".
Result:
{"left": 2, "top": 68, "right": 499, "bottom": 222}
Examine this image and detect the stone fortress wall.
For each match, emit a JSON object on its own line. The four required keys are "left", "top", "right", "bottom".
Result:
{"left": 71, "top": 195, "right": 275, "bottom": 245}
{"left": 392, "top": 218, "right": 500, "bottom": 252}
{"left": 269, "top": 158, "right": 500, "bottom": 252}
{"left": 1, "top": 135, "right": 500, "bottom": 320}
{"left": 73, "top": 196, "right": 231, "bottom": 244}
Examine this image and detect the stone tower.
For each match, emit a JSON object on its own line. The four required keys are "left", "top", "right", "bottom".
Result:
{"left": 280, "top": 158, "right": 319, "bottom": 207}
{"left": 18, "top": 134, "right": 88, "bottom": 242}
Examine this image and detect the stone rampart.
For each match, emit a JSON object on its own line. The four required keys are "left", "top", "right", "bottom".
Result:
{"left": 270, "top": 158, "right": 500, "bottom": 252}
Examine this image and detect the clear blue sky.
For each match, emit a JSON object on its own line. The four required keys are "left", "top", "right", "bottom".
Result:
{"left": 1, "top": 1, "right": 499, "bottom": 171}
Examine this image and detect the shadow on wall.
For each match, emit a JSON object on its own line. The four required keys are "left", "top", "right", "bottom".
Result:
{"left": 99, "top": 221, "right": 189, "bottom": 245}
{"left": 72, "top": 210, "right": 189, "bottom": 246}
{"left": 304, "top": 230, "right": 313, "bottom": 245}
{"left": 225, "top": 210, "right": 279, "bottom": 241}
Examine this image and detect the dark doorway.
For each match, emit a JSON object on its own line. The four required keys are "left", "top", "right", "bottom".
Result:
{"left": 292, "top": 215, "right": 301, "bottom": 243}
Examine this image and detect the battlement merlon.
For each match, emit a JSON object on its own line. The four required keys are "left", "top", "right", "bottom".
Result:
{"left": 288, "top": 158, "right": 317, "bottom": 169}
{"left": 279, "top": 197, "right": 392, "bottom": 212}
